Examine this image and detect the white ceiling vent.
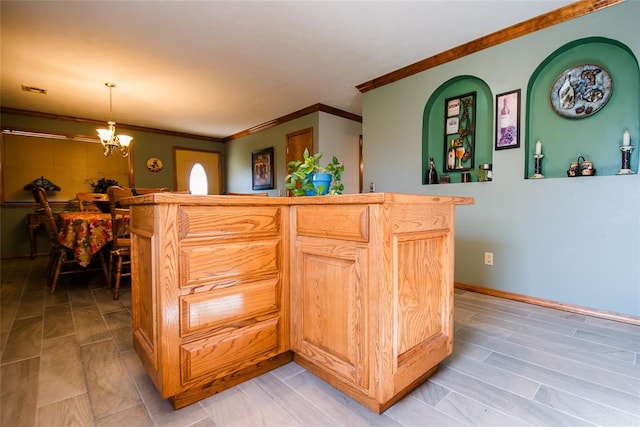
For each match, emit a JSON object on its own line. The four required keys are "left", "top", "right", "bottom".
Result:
{"left": 21, "top": 85, "right": 47, "bottom": 94}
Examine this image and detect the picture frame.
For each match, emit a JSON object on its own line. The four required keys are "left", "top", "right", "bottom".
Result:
{"left": 443, "top": 91, "right": 476, "bottom": 172}
{"left": 447, "top": 98, "right": 461, "bottom": 117}
{"left": 495, "top": 89, "right": 521, "bottom": 150}
{"left": 251, "top": 147, "right": 275, "bottom": 190}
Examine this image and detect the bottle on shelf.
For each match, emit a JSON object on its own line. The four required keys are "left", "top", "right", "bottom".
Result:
{"left": 426, "top": 157, "right": 439, "bottom": 184}
{"left": 499, "top": 99, "right": 510, "bottom": 135}
{"left": 447, "top": 145, "right": 456, "bottom": 170}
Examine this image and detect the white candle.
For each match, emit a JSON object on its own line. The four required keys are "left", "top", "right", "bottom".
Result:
{"left": 535, "top": 140, "right": 542, "bottom": 155}
{"left": 623, "top": 130, "right": 630, "bottom": 146}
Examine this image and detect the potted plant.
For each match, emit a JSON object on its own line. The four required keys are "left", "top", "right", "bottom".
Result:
{"left": 85, "top": 177, "right": 119, "bottom": 193}
{"left": 285, "top": 149, "right": 344, "bottom": 196}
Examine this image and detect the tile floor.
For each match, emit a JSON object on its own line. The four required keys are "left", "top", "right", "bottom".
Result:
{"left": 1, "top": 256, "right": 639, "bottom": 426}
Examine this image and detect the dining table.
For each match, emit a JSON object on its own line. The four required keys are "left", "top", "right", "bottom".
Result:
{"left": 56, "top": 211, "right": 128, "bottom": 267}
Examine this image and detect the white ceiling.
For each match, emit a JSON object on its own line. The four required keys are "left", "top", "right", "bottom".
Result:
{"left": 1, "top": 1, "right": 574, "bottom": 139}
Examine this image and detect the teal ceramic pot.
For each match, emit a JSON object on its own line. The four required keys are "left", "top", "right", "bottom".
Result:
{"left": 305, "top": 172, "right": 332, "bottom": 195}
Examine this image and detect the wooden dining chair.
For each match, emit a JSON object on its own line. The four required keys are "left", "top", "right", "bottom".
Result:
{"left": 131, "top": 187, "right": 170, "bottom": 195}
{"left": 32, "top": 187, "right": 109, "bottom": 294}
{"left": 76, "top": 192, "right": 109, "bottom": 212}
{"left": 107, "top": 186, "right": 134, "bottom": 299}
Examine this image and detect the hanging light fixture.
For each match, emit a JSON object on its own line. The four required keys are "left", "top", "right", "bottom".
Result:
{"left": 97, "top": 82, "right": 132, "bottom": 157}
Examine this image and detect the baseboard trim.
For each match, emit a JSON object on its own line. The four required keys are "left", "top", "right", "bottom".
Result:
{"left": 455, "top": 282, "right": 640, "bottom": 327}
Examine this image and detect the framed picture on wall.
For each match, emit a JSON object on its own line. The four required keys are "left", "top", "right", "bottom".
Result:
{"left": 443, "top": 91, "right": 476, "bottom": 172}
{"left": 251, "top": 147, "right": 275, "bottom": 190}
{"left": 495, "top": 89, "right": 521, "bottom": 150}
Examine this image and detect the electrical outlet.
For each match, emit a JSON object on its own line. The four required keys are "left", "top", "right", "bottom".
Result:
{"left": 369, "top": 182, "right": 375, "bottom": 192}
{"left": 484, "top": 252, "right": 494, "bottom": 266}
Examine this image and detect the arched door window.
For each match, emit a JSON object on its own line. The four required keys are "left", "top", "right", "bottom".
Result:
{"left": 189, "top": 163, "right": 208, "bottom": 195}
{"left": 175, "top": 149, "right": 221, "bottom": 194}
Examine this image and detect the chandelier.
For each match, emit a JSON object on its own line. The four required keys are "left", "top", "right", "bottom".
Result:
{"left": 97, "top": 83, "right": 132, "bottom": 157}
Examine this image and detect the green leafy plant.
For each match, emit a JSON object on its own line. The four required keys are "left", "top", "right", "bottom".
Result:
{"left": 285, "top": 149, "right": 344, "bottom": 196}
{"left": 85, "top": 177, "right": 119, "bottom": 193}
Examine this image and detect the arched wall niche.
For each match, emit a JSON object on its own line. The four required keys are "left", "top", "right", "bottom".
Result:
{"left": 525, "top": 36, "right": 639, "bottom": 178}
{"left": 422, "top": 75, "right": 493, "bottom": 183}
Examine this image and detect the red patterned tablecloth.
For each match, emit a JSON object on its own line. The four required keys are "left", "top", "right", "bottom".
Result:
{"left": 57, "top": 212, "right": 127, "bottom": 267}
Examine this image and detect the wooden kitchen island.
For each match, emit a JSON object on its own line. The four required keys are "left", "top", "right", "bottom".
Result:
{"left": 124, "top": 193, "right": 473, "bottom": 412}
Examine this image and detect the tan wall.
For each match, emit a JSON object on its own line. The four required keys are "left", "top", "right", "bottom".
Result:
{"left": 0, "top": 112, "right": 224, "bottom": 258}
{"left": 3, "top": 133, "right": 129, "bottom": 202}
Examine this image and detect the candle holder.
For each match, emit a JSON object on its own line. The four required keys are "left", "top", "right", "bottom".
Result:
{"left": 531, "top": 154, "right": 544, "bottom": 179}
{"left": 617, "top": 145, "right": 635, "bottom": 175}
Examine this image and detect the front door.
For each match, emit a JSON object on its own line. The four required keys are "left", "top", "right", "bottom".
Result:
{"left": 174, "top": 148, "right": 221, "bottom": 195}
{"left": 285, "top": 128, "right": 313, "bottom": 196}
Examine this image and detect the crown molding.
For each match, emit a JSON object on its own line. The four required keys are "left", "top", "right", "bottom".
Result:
{"left": 356, "top": 0, "right": 625, "bottom": 93}
{"left": 2, "top": 103, "right": 361, "bottom": 144}
{"left": 223, "top": 103, "right": 362, "bottom": 142}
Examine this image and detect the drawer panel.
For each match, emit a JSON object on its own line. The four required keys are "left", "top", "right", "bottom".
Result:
{"left": 180, "top": 239, "right": 280, "bottom": 287}
{"left": 391, "top": 204, "right": 451, "bottom": 233}
{"left": 296, "top": 205, "right": 369, "bottom": 242}
{"left": 179, "top": 206, "right": 280, "bottom": 240}
{"left": 180, "top": 278, "right": 279, "bottom": 336}
{"left": 181, "top": 318, "right": 280, "bottom": 383}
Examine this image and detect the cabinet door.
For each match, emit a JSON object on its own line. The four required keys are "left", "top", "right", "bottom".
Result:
{"left": 291, "top": 238, "right": 369, "bottom": 390}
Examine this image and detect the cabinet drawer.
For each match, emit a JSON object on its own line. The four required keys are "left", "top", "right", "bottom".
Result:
{"left": 180, "top": 239, "right": 280, "bottom": 287}
{"left": 295, "top": 205, "right": 369, "bottom": 242}
{"left": 180, "top": 278, "right": 279, "bottom": 336}
{"left": 180, "top": 318, "right": 280, "bottom": 383}
{"left": 179, "top": 206, "right": 280, "bottom": 240}
{"left": 392, "top": 204, "right": 451, "bottom": 233}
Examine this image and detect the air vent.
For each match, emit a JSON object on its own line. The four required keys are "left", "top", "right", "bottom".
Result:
{"left": 21, "top": 85, "right": 47, "bottom": 94}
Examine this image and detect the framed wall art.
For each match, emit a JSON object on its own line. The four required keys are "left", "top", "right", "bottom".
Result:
{"left": 443, "top": 91, "right": 476, "bottom": 172}
{"left": 495, "top": 89, "right": 521, "bottom": 150}
{"left": 251, "top": 147, "right": 275, "bottom": 190}
{"left": 549, "top": 64, "right": 612, "bottom": 119}
{"left": 146, "top": 157, "right": 164, "bottom": 172}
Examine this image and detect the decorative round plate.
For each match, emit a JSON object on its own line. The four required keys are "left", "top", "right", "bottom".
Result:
{"left": 146, "top": 157, "right": 163, "bottom": 172}
{"left": 549, "top": 64, "right": 613, "bottom": 119}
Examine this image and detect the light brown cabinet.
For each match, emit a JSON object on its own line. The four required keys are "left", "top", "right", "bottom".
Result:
{"left": 125, "top": 193, "right": 472, "bottom": 412}
{"left": 290, "top": 195, "right": 472, "bottom": 412}
{"left": 128, "top": 199, "right": 291, "bottom": 409}
{"left": 291, "top": 204, "right": 371, "bottom": 391}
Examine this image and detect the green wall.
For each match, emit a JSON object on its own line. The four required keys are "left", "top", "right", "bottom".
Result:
{"left": 525, "top": 38, "right": 639, "bottom": 177}
{"left": 225, "top": 114, "right": 319, "bottom": 196}
{"left": 362, "top": 1, "right": 640, "bottom": 317}
{"left": 422, "top": 76, "right": 493, "bottom": 182}
{"left": 0, "top": 112, "right": 224, "bottom": 257}
{"left": 225, "top": 111, "right": 362, "bottom": 195}
{"left": 130, "top": 131, "right": 224, "bottom": 190}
